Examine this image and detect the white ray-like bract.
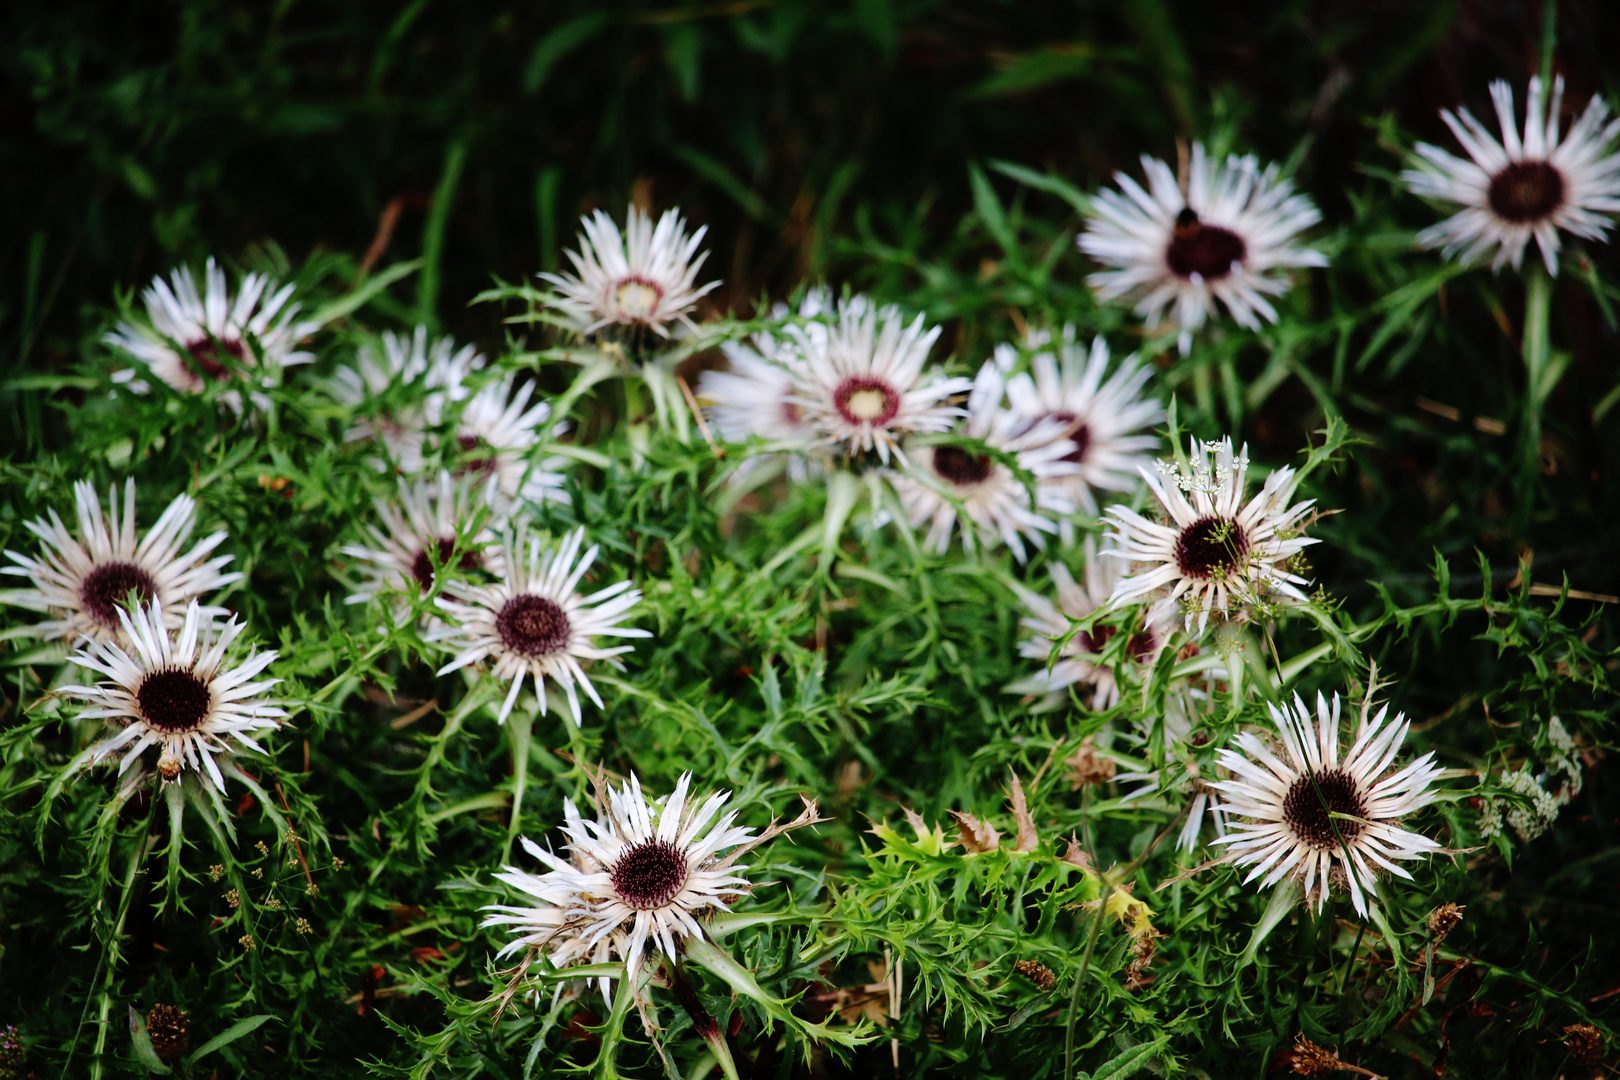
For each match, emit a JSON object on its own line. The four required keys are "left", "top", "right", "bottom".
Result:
{"left": 330, "top": 326, "right": 484, "bottom": 473}
{"left": 541, "top": 207, "right": 720, "bottom": 338}
{"left": 889, "top": 357, "right": 1079, "bottom": 561}
{"left": 696, "top": 293, "right": 832, "bottom": 478}
{"left": 1103, "top": 438, "right": 1317, "bottom": 635}
{"left": 341, "top": 471, "right": 505, "bottom": 616}
{"left": 60, "top": 599, "right": 284, "bottom": 792}
{"left": 429, "top": 528, "right": 649, "bottom": 725}
{"left": 484, "top": 771, "right": 820, "bottom": 1001}
{"left": 1080, "top": 144, "right": 1327, "bottom": 353}
{"left": 1000, "top": 329, "right": 1164, "bottom": 520}
{"left": 451, "top": 374, "right": 569, "bottom": 510}
{"left": 1403, "top": 76, "right": 1620, "bottom": 275}
{"left": 783, "top": 296, "right": 972, "bottom": 467}
{"left": 1006, "top": 537, "right": 1174, "bottom": 711}
{"left": 104, "top": 258, "right": 321, "bottom": 411}
{"left": 1209, "top": 692, "right": 1445, "bottom": 915}
{"left": 2, "top": 479, "right": 241, "bottom": 645}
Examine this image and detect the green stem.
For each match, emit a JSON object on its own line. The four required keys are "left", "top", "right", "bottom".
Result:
{"left": 504, "top": 707, "right": 534, "bottom": 864}
{"left": 1337, "top": 919, "right": 1368, "bottom": 1055}
{"left": 1519, "top": 266, "right": 1552, "bottom": 525}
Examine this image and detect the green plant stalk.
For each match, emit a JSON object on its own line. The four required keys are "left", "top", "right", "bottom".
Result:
{"left": 504, "top": 706, "right": 534, "bottom": 864}
{"left": 1519, "top": 266, "right": 1552, "bottom": 520}
{"left": 79, "top": 798, "right": 157, "bottom": 1080}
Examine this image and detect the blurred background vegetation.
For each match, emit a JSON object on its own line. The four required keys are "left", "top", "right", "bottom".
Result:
{"left": 3, "top": 0, "right": 1615, "bottom": 348}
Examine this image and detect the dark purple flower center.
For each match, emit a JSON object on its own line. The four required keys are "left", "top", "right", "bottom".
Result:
{"left": 1283, "top": 768, "right": 1368, "bottom": 849}
{"left": 184, "top": 336, "right": 246, "bottom": 381}
{"left": 1043, "top": 411, "right": 1092, "bottom": 465}
{"left": 1077, "top": 624, "right": 1157, "bottom": 662}
{"left": 833, "top": 376, "right": 901, "bottom": 427}
{"left": 1486, "top": 160, "right": 1565, "bottom": 224}
{"left": 932, "top": 445, "right": 993, "bottom": 487}
{"left": 410, "top": 537, "right": 481, "bottom": 592}
{"left": 1166, "top": 208, "right": 1246, "bottom": 281}
{"left": 137, "top": 667, "right": 212, "bottom": 733}
{"left": 80, "top": 561, "right": 158, "bottom": 630}
{"left": 1174, "top": 516, "right": 1249, "bottom": 579}
{"left": 494, "top": 594, "right": 570, "bottom": 657}
{"left": 455, "top": 433, "right": 498, "bottom": 478}
{"left": 610, "top": 840, "right": 689, "bottom": 910}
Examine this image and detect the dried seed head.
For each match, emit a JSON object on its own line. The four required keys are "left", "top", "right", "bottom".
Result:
{"left": 208, "top": 864, "right": 224, "bottom": 882}
{"left": 144, "top": 1004, "right": 190, "bottom": 1063}
{"left": 1289, "top": 1035, "right": 1344, "bottom": 1078}
{"left": 1564, "top": 1024, "right": 1604, "bottom": 1067}
{"left": 223, "top": 889, "right": 241, "bottom": 909}
{"left": 331, "top": 856, "right": 347, "bottom": 871}
{"left": 1013, "top": 959, "right": 1056, "bottom": 991}
{"left": 156, "top": 752, "right": 183, "bottom": 783}
{"left": 1065, "top": 743, "right": 1116, "bottom": 789}
{"left": 239, "top": 934, "right": 257, "bottom": 951}
{"left": 295, "top": 918, "right": 314, "bottom": 935}
{"left": 1124, "top": 932, "right": 1160, "bottom": 992}
{"left": 1427, "top": 902, "right": 1464, "bottom": 941}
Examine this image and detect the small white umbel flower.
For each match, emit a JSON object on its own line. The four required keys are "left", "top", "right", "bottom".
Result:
{"left": 1104, "top": 438, "right": 1317, "bottom": 634}
{"left": 484, "top": 771, "right": 821, "bottom": 1000}
{"left": 1000, "top": 330, "right": 1164, "bottom": 518}
{"left": 1209, "top": 692, "right": 1445, "bottom": 915}
{"left": 1403, "top": 76, "right": 1620, "bottom": 275}
{"left": 331, "top": 326, "right": 483, "bottom": 473}
{"left": 451, "top": 374, "right": 568, "bottom": 509}
{"left": 889, "top": 357, "right": 1078, "bottom": 561}
{"left": 542, "top": 207, "right": 720, "bottom": 338}
{"left": 341, "top": 472, "right": 505, "bottom": 613}
{"left": 61, "top": 599, "right": 284, "bottom": 791}
{"left": 1080, "top": 145, "right": 1327, "bottom": 353}
{"left": 429, "top": 528, "right": 649, "bottom": 724}
{"left": 785, "top": 296, "right": 972, "bottom": 466}
{"left": 1006, "top": 538, "right": 1173, "bottom": 711}
{"left": 3, "top": 479, "right": 241, "bottom": 645}
{"left": 104, "top": 258, "right": 320, "bottom": 410}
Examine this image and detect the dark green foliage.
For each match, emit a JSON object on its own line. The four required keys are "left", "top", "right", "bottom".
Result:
{"left": 2, "top": 3, "right": 1619, "bottom": 1079}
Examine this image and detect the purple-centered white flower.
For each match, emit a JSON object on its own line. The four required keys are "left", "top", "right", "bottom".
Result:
{"left": 1210, "top": 692, "right": 1445, "bottom": 915}
{"left": 1403, "top": 76, "right": 1620, "bottom": 275}
{"left": 1080, "top": 145, "right": 1327, "bottom": 353}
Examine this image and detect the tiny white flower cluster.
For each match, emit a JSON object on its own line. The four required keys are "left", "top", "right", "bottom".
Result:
{"left": 1480, "top": 717, "right": 1585, "bottom": 843}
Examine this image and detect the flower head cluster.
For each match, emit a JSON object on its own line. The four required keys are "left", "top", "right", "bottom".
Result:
{"left": 3, "top": 479, "right": 241, "bottom": 645}
{"left": 1006, "top": 538, "right": 1173, "bottom": 710}
{"left": 450, "top": 374, "right": 569, "bottom": 509}
{"left": 61, "top": 599, "right": 283, "bottom": 793}
{"left": 1080, "top": 144, "right": 1327, "bottom": 352}
{"left": 780, "top": 296, "right": 972, "bottom": 466}
{"left": 999, "top": 330, "right": 1165, "bottom": 520}
{"left": 1404, "top": 76, "right": 1620, "bottom": 275}
{"left": 429, "top": 528, "right": 648, "bottom": 724}
{"left": 1211, "top": 692, "right": 1444, "bottom": 915}
{"left": 485, "top": 771, "right": 819, "bottom": 1000}
{"left": 696, "top": 292, "right": 828, "bottom": 477}
{"left": 889, "top": 356, "right": 1081, "bottom": 561}
{"left": 542, "top": 207, "right": 719, "bottom": 340}
{"left": 330, "top": 326, "right": 484, "bottom": 472}
{"left": 341, "top": 471, "right": 505, "bottom": 617}
{"left": 1104, "top": 437, "right": 1317, "bottom": 634}
{"left": 105, "top": 258, "right": 321, "bottom": 411}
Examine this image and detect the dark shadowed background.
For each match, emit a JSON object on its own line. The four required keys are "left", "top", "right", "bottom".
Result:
{"left": 6, "top": 0, "right": 1619, "bottom": 358}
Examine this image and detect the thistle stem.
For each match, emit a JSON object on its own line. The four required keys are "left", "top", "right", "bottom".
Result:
{"left": 1518, "top": 266, "right": 1552, "bottom": 528}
